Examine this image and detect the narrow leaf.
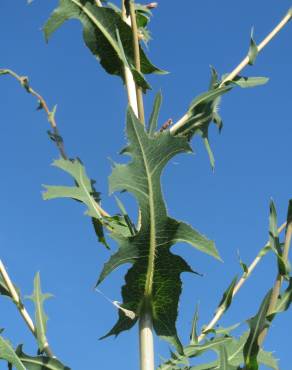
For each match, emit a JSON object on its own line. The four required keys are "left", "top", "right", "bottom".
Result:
{"left": 0, "top": 336, "right": 25, "bottom": 370}
{"left": 269, "top": 277, "right": 292, "bottom": 316}
{"left": 148, "top": 91, "right": 162, "bottom": 136}
{"left": 243, "top": 290, "right": 273, "bottom": 370}
{"left": 26, "top": 272, "right": 53, "bottom": 352}
{"left": 215, "top": 276, "right": 237, "bottom": 314}
{"left": 248, "top": 28, "right": 259, "bottom": 65}
{"left": 0, "top": 275, "right": 10, "bottom": 297}
{"left": 190, "top": 304, "right": 199, "bottom": 345}
{"left": 230, "top": 76, "right": 269, "bottom": 88}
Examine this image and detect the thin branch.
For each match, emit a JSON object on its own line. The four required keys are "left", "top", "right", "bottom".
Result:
{"left": 170, "top": 9, "right": 292, "bottom": 135}
{"left": 0, "top": 69, "right": 110, "bottom": 219}
{"left": 197, "top": 222, "right": 287, "bottom": 343}
{"left": 129, "top": 0, "right": 145, "bottom": 124}
{"left": 0, "top": 260, "right": 54, "bottom": 358}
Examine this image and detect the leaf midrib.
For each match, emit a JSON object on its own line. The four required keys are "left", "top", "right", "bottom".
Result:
{"left": 71, "top": 0, "right": 123, "bottom": 62}
{"left": 132, "top": 123, "right": 156, "bottom": 298}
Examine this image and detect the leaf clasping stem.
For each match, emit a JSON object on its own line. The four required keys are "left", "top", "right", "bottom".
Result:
{"left": 258, "top": 219, "right": 292, "bottom": 346}
{"left": 0, "top": 260, "right": 54, "bottom": 358}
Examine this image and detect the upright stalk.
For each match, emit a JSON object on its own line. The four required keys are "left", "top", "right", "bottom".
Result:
{"left": 122, "top": 1, "right": 139, "bottom": 117}
{"left": 121, "top": 1, "right": 153, "bottom": 369}
{"left": 139, "top": 311, "right": 155, "bottom": 370}
{"left": 129, "top": 0, "right": 145, "bottom": 124}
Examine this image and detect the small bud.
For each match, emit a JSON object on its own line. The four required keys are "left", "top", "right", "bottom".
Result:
{"left": 20, "top": 76, "right": 30, "bottom": 93}
{"left": 146, "top": 2, "right": 158, "bottom": 9}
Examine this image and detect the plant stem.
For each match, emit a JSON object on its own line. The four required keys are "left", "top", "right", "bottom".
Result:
{"left": 129, "top": 0, "right": 145, "bottom": 124}
{"left": 197, "top": 222, "right": 287, "bottom": 343}
{"left": 0, "top": 69, "right": 110, "bottom": 219}
{"left": 170, "top": 8, "right": 292, "bottom": 135}
{"left": 121, "top": 3, "right": 152, "bottom": 369}
{"left": 0, "top": 260, "right": 54, "bottom": 357}
{"left": 139, "top": 311, "right": 155, "bottom": 370}
{"left": 122, "top": 1, "right": 139, "bottom": 118}
{"left": 258, "top": 220, "right": 292, "bottom": 346}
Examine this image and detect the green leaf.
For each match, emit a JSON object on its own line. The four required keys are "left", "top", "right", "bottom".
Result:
{"left": 248, "top": 28, "right": 259, "bottom": 65}
{"left": 114, "top": 195, "right": 137, "bottom": 236}
{"left": 43, "top": 158, "right": 102, "bottom": 219}
{"left": 158, "top": 337, "right": 232, "bottom": 370}
{"left": 0, "top": 336, "right": 25, "bottom": 370}
{"left": 203, "top": 323, "right": 240, "bottom": 337}
{"left": 190, "top": 304, "right": 199, "bottom": 345}
{"left": 26, "top": 272, "right": 53, "bottom": 352}
{"left": 269, "top": 201, "right": 289, "bottom": 278}
{"left": 43, "top": 0, "right": 165, "bottom": 91}
{"left": 97, "top": 107, "right": 220, "bottom": 352}
{"left": 43, "top": 158, "right": 110, "bottom": 248}
{"left": 0, "top": 275, "right": 10, "bottom": 297}
{"left": 229, "top": 76, "right": 269, "bottom": 88}
{"left": 148, "top": 91, "right": 162, "bottom": 136}
{"left": 287, "top": 199, "right": 292, "bottom": 225}
{"left": 16, "top": 346, "right": 70, "bottom": 370}
{"left": 243, "top": 290, "right": 273, "bottom": 370}
{"left": 269, "top": 277, "right": 292, "bottom": 317}
{"left": 215, "top": 276, "right": 237, "bottom": 315}
{"left": 189, "top": 332, "right": 278, "bottom": 370}
{"left": 217, "top": 345, "right": 237, "bottom": 370}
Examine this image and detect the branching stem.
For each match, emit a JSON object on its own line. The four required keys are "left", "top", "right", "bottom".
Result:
{"left": 197, "top": 222, "right": 287, "bottom": 343}
{"left": 170, "top": 9, "right": 292, "bottom": 134}
{"left": 0, "top": 260, "right": 54, "bottom": 357}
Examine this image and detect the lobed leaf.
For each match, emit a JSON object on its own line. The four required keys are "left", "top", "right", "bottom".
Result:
{"left": 43, "top": 0, "right": 165, "bottom": 91}
{"left": 97, "top": 106, "right": 220, "bottom": 352}
{"left": 26, "top": 273, "right": 53, "bottom": 352}
{"left": 188, "top": 332, "right": 278, "bottom": 370}
{"left": 43, "top": 158, "right": 110, "bottom": 248}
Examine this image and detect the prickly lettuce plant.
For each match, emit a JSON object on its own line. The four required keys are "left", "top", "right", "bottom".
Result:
{"left": 1, "top": 2, "right": 292, "bottom": 370}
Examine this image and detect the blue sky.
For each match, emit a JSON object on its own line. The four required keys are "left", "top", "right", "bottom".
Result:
{"left": 0, "top": 1, "right": 292, "bottom": 369}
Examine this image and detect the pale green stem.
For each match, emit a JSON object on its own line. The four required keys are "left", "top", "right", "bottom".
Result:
{"left": 139, "top": 312, "right": 155, "bottom": 370}
{"left": 129, "top": 0, "right": 145, "bottom": 124}
{"left": 122, "top": 1, "right": 139, "bottom": 117}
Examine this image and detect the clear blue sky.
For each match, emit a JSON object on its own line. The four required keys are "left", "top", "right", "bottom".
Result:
{"left": 1, "top": 1, "right": 292, "bottom": 369}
